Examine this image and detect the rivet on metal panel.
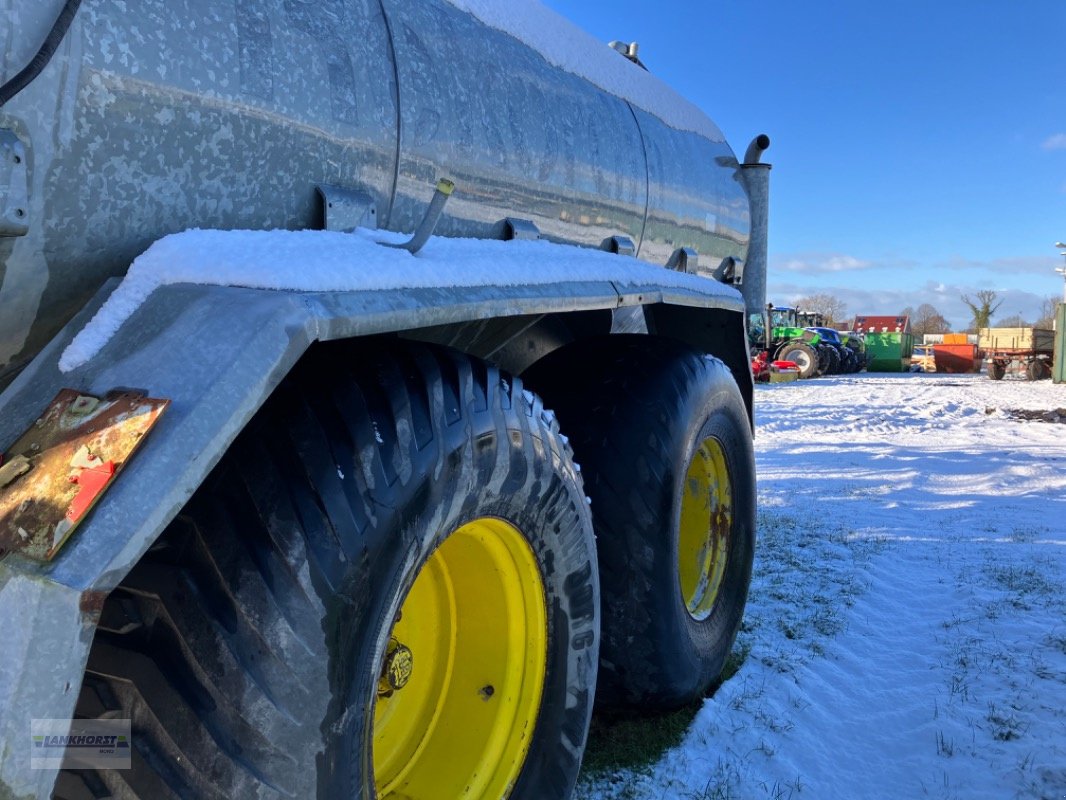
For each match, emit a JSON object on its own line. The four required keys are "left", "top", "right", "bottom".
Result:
{"left": 70, "top": 395, "right": 100, "bottom": 416}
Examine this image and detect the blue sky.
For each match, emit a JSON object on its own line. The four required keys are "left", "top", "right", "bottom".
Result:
{"left": 543, "top": 0, "right": 1066, "bottom": 329}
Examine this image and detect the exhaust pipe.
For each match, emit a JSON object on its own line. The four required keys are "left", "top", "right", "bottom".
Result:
{"left": 738, "top": 134, "right": 771, "bottom": 321}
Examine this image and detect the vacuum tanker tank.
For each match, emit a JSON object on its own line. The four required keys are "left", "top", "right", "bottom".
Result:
{"left": 0, "top": 0, "right": 756, "bottom": 386}
{"left": 0, "top": 3, "right": 768, "bottom": 798}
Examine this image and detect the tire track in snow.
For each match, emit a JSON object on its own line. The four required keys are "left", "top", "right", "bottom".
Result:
{"left": 577, "top": 373, "right": 1066, "bottom": 800}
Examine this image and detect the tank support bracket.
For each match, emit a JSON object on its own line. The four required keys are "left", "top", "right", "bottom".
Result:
{"left": 317, "top": 184, "right": 377, "bottom": 232}
{"left": 0, "top": 130, "right": 28, "bottom": 237}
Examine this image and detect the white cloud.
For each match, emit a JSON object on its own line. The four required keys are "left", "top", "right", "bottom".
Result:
{"left": 1041, "top": 133, "right": 1066, "bottom": 150}
{"left": 773, "top": 253, "right": 873, "bottom": 274}
{"left": 936, "top": 255, "right": 1057, "bottom": 275}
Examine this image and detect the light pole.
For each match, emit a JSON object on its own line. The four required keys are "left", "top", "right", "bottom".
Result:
{"left": 1057, "top": 242, "right": 1066, "bottom": 302}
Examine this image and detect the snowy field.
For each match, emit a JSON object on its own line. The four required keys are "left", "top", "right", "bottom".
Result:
{"left": 577, "top": 372, "right": 1066, "bottom": 800}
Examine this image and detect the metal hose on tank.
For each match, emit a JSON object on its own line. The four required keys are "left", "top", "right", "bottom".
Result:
{"left": 0, "top": 0, "right": 83, "bottom": 107}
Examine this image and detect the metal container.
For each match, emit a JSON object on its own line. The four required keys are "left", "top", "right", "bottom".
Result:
{"left": 0, "top": 0, "right": 752, "bottom": 386}
{"left": 978, "top": 327, "right": 1054, "bottom": 353}
{"left": 863, "top": 332, "right": 914, "bottom": 372}
{"left": 933, "top": 343, "right": 978, "bottom": 373}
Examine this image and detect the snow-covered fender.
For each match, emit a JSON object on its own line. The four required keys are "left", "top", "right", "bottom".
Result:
{"left": 0, "top": 233, "right": 746, "bottom": 797}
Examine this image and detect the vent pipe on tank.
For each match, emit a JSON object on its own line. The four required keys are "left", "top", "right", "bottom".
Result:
{"left": 737, "top": 134, "right": 771, "bottom": 321}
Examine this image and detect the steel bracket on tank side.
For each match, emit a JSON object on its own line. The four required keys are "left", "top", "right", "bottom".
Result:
{"left": 711, "top": 255, "right": 739, "bottom": 285}
{"left": 502, "top": 217, "right": 541, "bottom": 241}
{"left": 0, "top": 130, "right": 29, "bottom": 237}
{"left": 666, "top": 247, "right": 699, "bottom": 274}
{"left": 601, "top": 235, "right": 636, "bottom": 257}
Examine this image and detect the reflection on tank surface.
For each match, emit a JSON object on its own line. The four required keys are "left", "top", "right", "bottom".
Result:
{"left": 0, "top": 0, "right": 751, "bottom": 384}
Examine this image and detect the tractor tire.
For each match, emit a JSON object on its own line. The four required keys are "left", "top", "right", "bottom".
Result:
{"left": 840, "top": 347, "right": 857, "bottom": 374}
{"left": 776, "top": 340, "right": 819, "bottom": 379}
{"left": 988, "top": 360, "right": 1006, "bottom": 380}
{"left": 824, "top": 345, "right": 841, "bottom": 375}
{"left": 1026, "top": 359, "right": 1047, "bottom": 381}
{"left": 524, "top": 336, "right": 756, "bottom": 712}
{"left": 59, "top": 340, "right": 599, "bottom": 800}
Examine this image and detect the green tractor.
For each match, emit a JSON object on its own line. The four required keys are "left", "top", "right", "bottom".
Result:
{"left": 749, "top": 305, "right": 824, "bottom": 379}
{"left": 836, "top": 330, "right": 870, "bottom": 373}
{"left": 795, "top": 312, "right": 865, "bottom": 375}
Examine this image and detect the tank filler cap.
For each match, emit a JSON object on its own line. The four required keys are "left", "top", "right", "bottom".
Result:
{"left": 608, "top": 41, "right": 647, "bottom": 70}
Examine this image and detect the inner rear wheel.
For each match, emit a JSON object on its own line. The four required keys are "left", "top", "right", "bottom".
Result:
{"left": 373, "top": 518, "right": 548, "bottom": 799}
{"left": 524, "top": 336, "right": 756, "bottom": 712}
{"left": 678, "top": 437, "right": 732, "bottom": 621}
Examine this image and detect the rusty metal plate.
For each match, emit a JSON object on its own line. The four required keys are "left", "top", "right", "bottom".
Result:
{"left": 0, "top": 389, "right": 169, "bottom": 561}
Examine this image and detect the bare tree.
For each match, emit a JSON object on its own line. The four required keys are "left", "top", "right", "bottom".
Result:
{"left": 909, "top": 303, "right": 952, "bottom": 336}
{"left": 961, "top": 290, "right": 1003, "bottom": 332}
{"left": 995, "top": 313, "right": 1030, "bottom": 327}
{"left": 794, "top": 293, "right": 848, "bottom": 325}
{"left": 1035, "top": 295, "right": 1059, "bottom": 329}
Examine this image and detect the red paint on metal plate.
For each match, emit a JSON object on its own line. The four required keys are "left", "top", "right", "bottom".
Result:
{"left": 0, "top": 389, "right": 168, "bottom": 561}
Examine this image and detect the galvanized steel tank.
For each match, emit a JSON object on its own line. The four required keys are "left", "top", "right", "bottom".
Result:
{"left": 0, "top": 0, "right": 751, "bottom": 384}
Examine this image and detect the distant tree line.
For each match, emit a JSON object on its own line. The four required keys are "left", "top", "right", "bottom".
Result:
{"left": 899, "top": 303, "right": 951, "bottom": 336}
{"left": 793, "top": 293, "right": 848, "bottom": 325}
{"left": 789, "top": 290, "right": 1059, "bottom": 334}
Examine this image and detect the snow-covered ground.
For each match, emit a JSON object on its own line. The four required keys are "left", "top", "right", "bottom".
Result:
{"left": 578, "top": 372, "right": 1066, "bottom": 800}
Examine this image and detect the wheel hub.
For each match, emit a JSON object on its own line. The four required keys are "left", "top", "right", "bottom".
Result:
{"left": 378, "top": 639, "right": 414, "bottom": 697}
{"left": 372, "top": 518, "right": 547, "bottom": 799}
{"left": 678, "top": 435, "right": 733, "bottom": 620}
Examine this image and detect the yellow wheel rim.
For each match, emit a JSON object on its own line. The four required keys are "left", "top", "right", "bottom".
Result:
{"left": 373, "top": 518, "right": 547, "bottom": 799}
{"left": 678, "top": 436, "right": 732, "bottom": 621}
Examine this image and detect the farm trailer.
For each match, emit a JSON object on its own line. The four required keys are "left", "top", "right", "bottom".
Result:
{"left": 979, "top": 327, "right": 1054, "bottom": 381}
{"left": 0, "top": 1, "right": 769, "bottom": 798}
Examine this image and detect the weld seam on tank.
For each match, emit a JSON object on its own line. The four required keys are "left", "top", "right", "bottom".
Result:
{"left": 375, "top": 0, "right": 403, "bottom": 230}
{"left": 0, "top": 0, "right": 83, "bottom": 107}
{"left": 623, "top": 101, "right": 652, "bottom": 259}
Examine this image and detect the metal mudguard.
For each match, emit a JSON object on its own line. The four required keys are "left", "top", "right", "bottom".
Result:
{"left": 0, "top": 262, "right": 743, "bottom": 797}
